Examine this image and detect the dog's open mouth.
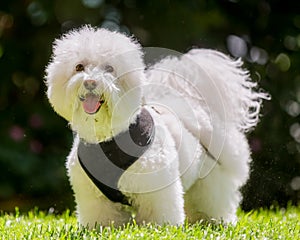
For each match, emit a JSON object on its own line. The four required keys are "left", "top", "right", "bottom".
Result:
{"left": 79, "top": 93, "right": 104, "bottom": 114}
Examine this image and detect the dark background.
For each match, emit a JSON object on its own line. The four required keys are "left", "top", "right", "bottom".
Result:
{"left": 0, "top": 0, "right": 299, "bottom": 212}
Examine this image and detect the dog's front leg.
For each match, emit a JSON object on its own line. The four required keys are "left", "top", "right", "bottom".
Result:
{"left": 120, "top": 157, "right": 185, "bottom": 226}
{"left": 66, "top": 138, "right": 131, "bottom": 228}
{"left": 132, "top": 177, "right": 185, "bottom": 225}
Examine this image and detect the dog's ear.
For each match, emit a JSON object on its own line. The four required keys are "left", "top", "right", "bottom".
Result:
{"left": 45, "top": 58, "right": 75, "bottom": 122}
{"left": 45, "top": 78, "right": 74, "bottom": 121}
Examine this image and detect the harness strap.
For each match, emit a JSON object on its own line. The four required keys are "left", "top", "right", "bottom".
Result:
{"left": 77, "top": 108, "right": 155, "bottom": 205}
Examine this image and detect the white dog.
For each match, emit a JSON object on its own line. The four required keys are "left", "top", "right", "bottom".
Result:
{"left": 45, "top": 26, "right": 267, "bottom": 227}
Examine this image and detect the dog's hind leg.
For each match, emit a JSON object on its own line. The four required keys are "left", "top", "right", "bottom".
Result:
{"left": 184, "top": 164, "right": 240, "bottom": 224}
{"left": 184, "top": 128, "right": 251, "bottom": 224}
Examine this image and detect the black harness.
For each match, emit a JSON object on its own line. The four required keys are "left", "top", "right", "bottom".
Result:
{"left": 77, "top": 108, "right": 155, "bottom": 205}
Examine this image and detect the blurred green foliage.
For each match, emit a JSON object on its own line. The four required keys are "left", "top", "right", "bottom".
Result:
{"left": 0, "top": 0, "right": 299, "bottom": 212}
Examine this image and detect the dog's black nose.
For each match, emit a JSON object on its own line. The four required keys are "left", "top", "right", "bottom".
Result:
{"left": 83, "top": 80, "right": 97, "bottom": 91}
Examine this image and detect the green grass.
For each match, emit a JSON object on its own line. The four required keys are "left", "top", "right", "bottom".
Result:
{"left": 0, "top": 206, "right": 299, "bottom": 239}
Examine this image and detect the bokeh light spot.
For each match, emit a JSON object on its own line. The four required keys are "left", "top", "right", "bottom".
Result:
{"left": 27, "top": 1, "right": 47, "bottom": 26}
{"left": 275, "top": 53, "right": 291, "bottom": 72}
{"left": 290, "top": 176, "right": 300, "bottom": 191}
{"left": 290, "top": 123, "right": 300, "bottom": 143}
{"left": 250, "top": 46, "right": 268, "bottom": 65}
{"left": 226, "top": 35, "right": 248, "bottom": 58}
{"left": 30, "top": 139, "right": 44, "bottom": 154}
{"left": 0, "top": 12, "right": 14, "bottom": 30}
{"left": 82, "top": 0, "right": 104, "bottom": 8}
{"left": 294, "top": 15, "right": 300, "bottom": 29}
{"left": 9, "top": 125, "right": 25, "bottom": 142}
{"left": 284, "top": 35, "right": 298, "bottom": 51}
{"left": 285, "top": 100, "right": 300, "bottom": 117}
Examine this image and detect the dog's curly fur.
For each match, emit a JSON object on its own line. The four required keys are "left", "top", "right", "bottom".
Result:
{"left": 45, "top": 26, "right": 268, "bottom": 227}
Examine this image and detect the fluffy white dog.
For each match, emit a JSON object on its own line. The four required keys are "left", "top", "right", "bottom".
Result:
{"left": 45, "top": 26, "right": 267, "bottom": 227}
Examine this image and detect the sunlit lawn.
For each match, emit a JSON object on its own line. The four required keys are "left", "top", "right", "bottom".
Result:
{"left": 0, "top": 206, "right": 299, "bottom": 239}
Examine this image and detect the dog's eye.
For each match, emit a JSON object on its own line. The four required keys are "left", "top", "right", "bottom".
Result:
{"left": 104, "top": 65, "right": 114, "bottom": 73}
{"left": 75, "top": 64, "right": 85, "bottom": 72}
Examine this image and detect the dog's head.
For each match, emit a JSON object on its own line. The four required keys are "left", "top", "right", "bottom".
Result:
{"left": 45, "top": 26, "right": 145, "bottom": 142}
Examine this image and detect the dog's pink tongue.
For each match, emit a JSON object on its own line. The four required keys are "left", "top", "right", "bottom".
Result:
{"left": 82, "top": 94, "right": 101, "bottom": 114}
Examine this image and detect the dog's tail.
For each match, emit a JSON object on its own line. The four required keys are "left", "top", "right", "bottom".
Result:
{"left": 146, "top": 49, "right": 269, "bottom": 133}
{"left": 184, "top": 49, "right": 269, "bottom": 132}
